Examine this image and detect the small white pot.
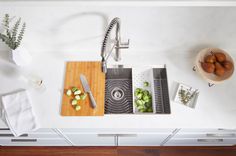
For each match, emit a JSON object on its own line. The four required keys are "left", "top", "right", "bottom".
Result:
{"left": 10, "top": 46, "right": 32, "bottom": 66}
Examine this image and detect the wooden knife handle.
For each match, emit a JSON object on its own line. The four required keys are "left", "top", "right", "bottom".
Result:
{"left": 88, "top": 91, "right": 96, "bottom": 108}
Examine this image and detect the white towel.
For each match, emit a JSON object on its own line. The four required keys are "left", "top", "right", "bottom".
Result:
{"left": 1, "top": 90, "right": 39, "bottom": 136}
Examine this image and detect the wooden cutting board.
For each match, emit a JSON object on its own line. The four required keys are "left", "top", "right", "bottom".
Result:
{"left": 61, "top": 61, "right": 105, "bottom": 116}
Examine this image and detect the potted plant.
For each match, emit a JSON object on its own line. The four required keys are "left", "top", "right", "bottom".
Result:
{"left": 0, "top": 14, "right": 31, "bottom": 66}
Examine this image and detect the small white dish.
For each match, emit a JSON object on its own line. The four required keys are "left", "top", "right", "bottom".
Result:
{"left": 174, "top": 83, "right": 199, "bottom": 109}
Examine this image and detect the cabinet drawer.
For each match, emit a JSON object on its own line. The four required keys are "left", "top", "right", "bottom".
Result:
{"left": 178, "top": 129, "right": 236, "bottom": 134}
{"left": 0, "top": 128, "right": 60, "bottom": 139}
{"left": 118, "top": 133, "right": 170, "bottom": 146}
{"left": 63, "top": 134, "right": 116, "bottom": 146}
{"left": 165, "top": 138, "right": 236, "bottom": 146}
{"left": 59, "top": 128, "right": 175, "bottom": 134}
{"left": 0, "top": 133, "right": 61, "bottom": 139}
{"left": 173, "top": 133, "right": 236, "bottom": 139}
{"left": 0, "top": 128, "right": 55, "bottom": 134}
{"left": 0, "top": 138, "right": 69, "bottom": 146}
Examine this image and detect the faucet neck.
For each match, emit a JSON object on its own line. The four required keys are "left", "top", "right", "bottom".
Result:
{"left": 101, "top": 17, "right": 120, "bottom": 59}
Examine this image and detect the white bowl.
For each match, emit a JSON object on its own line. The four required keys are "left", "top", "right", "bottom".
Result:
{"left": 195, "top": 48, "right": 234, "bottom": 84}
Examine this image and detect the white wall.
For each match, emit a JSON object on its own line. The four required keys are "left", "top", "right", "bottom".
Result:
{"left": 0, "top": 1, "right": 236, "bottom": 56}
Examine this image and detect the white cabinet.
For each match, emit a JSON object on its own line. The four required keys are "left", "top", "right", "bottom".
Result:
{"left": 164, "top": 129, "right": 236, "bottom": 146}
{"left": 118, "top": 133, "right": 171, "bottom": 146}
{"left": 62, "top": 133, "right": 116, "bottom": 146}
{"left": 2, "top": 128, "right": 236, "bottom": 146}
{"left": 0, "top": 138, "right": 69, "bottom": 146}
{"left": 59, "top": 128, "right": 174, "bottom": 146}
{"left": 165, "top": 138, "right": 236, "bottom": 146}
{"left": 0, "top": 128, "right": 69, "bottom": 146}
{"left": 59, "top": 129, "right": 116, "bottom": 146}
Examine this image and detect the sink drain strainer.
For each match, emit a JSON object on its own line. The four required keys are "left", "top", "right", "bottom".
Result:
{"left": 105, "top": 79, "right": 133, "bottom": 114}
{"left": 111, "top": 87, "right": 124, "bottom": 101}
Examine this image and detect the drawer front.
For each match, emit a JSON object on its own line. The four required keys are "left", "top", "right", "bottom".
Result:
{"left": 64, "top": 134, "right": 116, "bottom": 146}
{"left": 118, "top": 133, "right": 170, "bottom": 146}
{"left": 0, "top": 138, "right": 69, "bottom": 146}
{"left": 178, "top": 129, "right": 236, "bottom": 134}
{"left": 165, "top": 138, "right": 236, "bottom": 146}
{"left": 0, "top": 128, "right": 55, "bottom": 134}
{"left": 59, "top": 128, "right": 175, "bottom": 134}
{"left": 0, "top": 133, "right": 62, "bottom": 139}
{"left": 173, "top": 133, "right": 236, "bottom": 139}
{"left": 0, "top": 128, "right": 61, "bottom": 139}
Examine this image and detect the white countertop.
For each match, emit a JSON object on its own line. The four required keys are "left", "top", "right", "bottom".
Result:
{"left": 0, "top": 1, "right": 236, "bottom": 129}
{"left": 0, "top": 50, "right": 235, "bottom": 129}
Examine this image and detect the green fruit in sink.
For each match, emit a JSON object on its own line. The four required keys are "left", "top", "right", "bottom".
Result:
{"left": 144, "top": 81, "right": 149, "bottom": 87}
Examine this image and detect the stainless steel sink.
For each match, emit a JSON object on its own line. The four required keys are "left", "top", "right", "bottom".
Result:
{"left": 104, "top": 66, "right": 171, "bottom": 115}
{"left": 105, "top": 68, "right": 133, "bottom": 114}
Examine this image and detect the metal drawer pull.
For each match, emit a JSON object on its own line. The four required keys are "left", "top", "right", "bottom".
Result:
{"left": 218, "top": 129, "right": 236, "bottom": 131}
{"left": 97, "top": 134, "right": 117, "bottom": 137}
{"left": 117, "top": 134, "right": 137, "bottom": 137}
{"left": 0, "top": 134, "right": 28, "bottom": 137}
{"left": 206, "top": 133, "right": 236, "bottom": 137}
{"left": 197, "top": 139, "right": 223, "bottom": 142}
{"left": 0, "top": 134, "right": 14, "bottom": 137}
{"left": 98, "top": 134, "right": 137, "bottom": 137}
{"left": 0, "top": 128, "right": 10, "bottom": 130}
{"left": 11, "top": 139, "right": 37, "bottom": 142}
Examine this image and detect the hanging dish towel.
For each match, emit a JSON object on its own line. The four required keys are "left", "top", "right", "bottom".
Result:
{"left": 1, "top": 90, "right": 39, "bottom": 136}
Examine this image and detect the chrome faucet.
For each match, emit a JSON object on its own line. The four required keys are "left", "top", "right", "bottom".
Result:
{"left": 101, "top": 17, "right": 129, "bottom": 73}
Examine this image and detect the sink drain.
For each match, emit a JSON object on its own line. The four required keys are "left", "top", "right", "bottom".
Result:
{"left": 111, "top": 87, "right": 124, "bottom": 101}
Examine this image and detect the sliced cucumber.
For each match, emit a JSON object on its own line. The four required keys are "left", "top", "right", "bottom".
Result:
{"left": 75, "top": 95, "right": 80, "bottom": 100}
{"left": 71, "top": 99, "right": 78, "bottom": 105}
{"left": 80, "top": 93, "right": 87, "bottom": 100}
{"left": 75, "top": 105, "right": 81, "bottom": 111}
{"left": 66, "top": 89, "right": 72, "bottom": 96}
{"left": 71, "top": 87, "right": 78, "bottom": 93}
{"left": 74, "top": 90, "right": 82, "bottom": 95}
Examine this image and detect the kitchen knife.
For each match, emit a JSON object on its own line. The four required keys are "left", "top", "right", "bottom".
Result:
{"left": 80, "top": 74, "right": 96, "bottom": 108}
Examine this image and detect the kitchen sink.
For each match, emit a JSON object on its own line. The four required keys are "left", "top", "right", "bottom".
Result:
{"left": 104, "top": 65, "right": 171, "bottom": 114}
{"left": 105, "top": 68, "right": 133, "bottom": 114}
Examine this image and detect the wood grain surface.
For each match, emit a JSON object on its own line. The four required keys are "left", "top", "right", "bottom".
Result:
{"left": 61, "top": 61, "right": 105, "bottom": 116}
{"left": 0, "top": 146, "right": 236, "bottom": 156}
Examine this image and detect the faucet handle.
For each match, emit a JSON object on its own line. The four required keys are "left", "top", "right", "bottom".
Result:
{"left": 119, "top": 39, "right": 130, "bottom": 49}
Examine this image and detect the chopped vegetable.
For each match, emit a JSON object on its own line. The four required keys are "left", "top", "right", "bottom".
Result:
{"left": 144, "top": 81, "right": 149, "bottom": 87}
{"left": 71, "top": 99, "right": 78, "bottom": 105}
{"left": 134, "top": 88, "right": 153, "bottom": 113}
{"left": 65, "top": 86, "right": 88, "bottom": 111}
{"left": 71, "top": 87, "right": 78, "bottom": 93}
{"left": 75, "top": 95, "right": 80, "bottom": 100}
{"left": 80, "top": 93, "right": 87, "bottom": 100}
{"left": 66, "top": 89, "right": 72, "bottom": 96}
{"left": 75, "top": 105, "right": 81, "bottom": 111}
{"left": 74, "top": 90, "right": 82, "bottom": 95}
{"left": 136, "top": 93, "right": 143, "bottom": 99}
{"left": 143, "top": 95, "right": 150, "bottom": 103}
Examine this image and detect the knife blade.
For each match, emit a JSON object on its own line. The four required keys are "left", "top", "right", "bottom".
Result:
{"left": 80, "top": 74, "right": 96, "bottom": 108}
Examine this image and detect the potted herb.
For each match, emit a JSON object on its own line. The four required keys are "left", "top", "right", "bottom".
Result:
{"left": 0, "top": 14, "right": 31, "bottom": 66}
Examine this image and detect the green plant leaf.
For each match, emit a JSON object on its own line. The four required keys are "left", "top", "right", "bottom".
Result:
{"left": 12, "top": 18, "right": 21, "bottom": 43}
{"left": 0, "top": 33, "right": 8, "bottom": 42}
{"left": 0, "top": 14, "right": 26, "bottom": 50}
{"left": 15, "top": 22, "right": 26, "bottom": 49}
